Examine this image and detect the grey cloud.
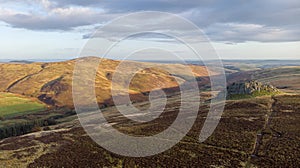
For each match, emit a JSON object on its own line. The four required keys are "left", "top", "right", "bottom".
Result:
{"left": 51, "top": 0, "right": 300, "bottom": 28}
{"left": 52, "top": 0, "right": 214, "bottom": 12}
{"left": 206, "top": 23, "right": 300, "bottom": 42}
{"left": 183, "top": 0, "right": 300, "bottom": 28}
{"left": 0, "top": 6, "right": 117, "bottom": 31}
{"left": 1, "top": 0, "right": 299, "bottom": 28}
{"left": 81, "top": 13, "right": 207, "bottom": 44}
{"left": 81, "top": 10, "right": 300, "bottom": 43}
{"left": 0, "top": 0, "right": 299, "bottom": 42}
{"left": 0, "top": 14, "right": 92, "bottom": 30}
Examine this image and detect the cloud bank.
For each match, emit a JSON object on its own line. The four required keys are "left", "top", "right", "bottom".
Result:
{"left": 0, "top": 0, "right": 299, "bottom": 43}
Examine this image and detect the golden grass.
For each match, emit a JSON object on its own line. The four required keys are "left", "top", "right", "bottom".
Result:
{"left": 0, "top": 57, "right": 210, "bottom": 107}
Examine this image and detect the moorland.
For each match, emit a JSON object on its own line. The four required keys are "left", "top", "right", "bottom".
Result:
{"left": 0, "top": 58, "right": 300, "bottom": 167}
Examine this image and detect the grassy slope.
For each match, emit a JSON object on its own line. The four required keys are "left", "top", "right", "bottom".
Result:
{"left": 0, "top": 92, "right": 46, "bottom": 118}
{"left": 0, "top": 57, "right": 211, "bottom": 107}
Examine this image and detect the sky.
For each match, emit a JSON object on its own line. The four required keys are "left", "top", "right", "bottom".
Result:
{"left": 0, "top": 0, "right": 299, "bottom": 60}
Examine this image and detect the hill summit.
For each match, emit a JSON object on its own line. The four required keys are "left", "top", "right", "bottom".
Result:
{"left": 227, "top": 80, "right": 280, "bottom": 99}
{"left": 0, "top": 57, "right": 212, "bottom": 108}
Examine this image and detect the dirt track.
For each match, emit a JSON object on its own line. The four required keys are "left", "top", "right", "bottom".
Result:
{"left": 250, "top": 96, "right": 281, "bottom": 157}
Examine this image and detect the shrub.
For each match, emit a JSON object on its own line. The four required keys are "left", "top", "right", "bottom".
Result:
{"left": 31, "top": 126, "right": 42, "bottom": 132}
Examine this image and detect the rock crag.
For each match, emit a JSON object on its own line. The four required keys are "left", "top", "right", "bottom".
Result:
{"left": 227, "top": 80, "right": 280, "bottom": 98}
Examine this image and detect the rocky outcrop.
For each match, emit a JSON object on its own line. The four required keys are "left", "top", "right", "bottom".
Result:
{"left": 227, "top": 80, "right": 279, "bottom": 98}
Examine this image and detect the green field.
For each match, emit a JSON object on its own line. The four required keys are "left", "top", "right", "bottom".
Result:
{"left": 0, "top": 92, "right": 46, "bottom": 118}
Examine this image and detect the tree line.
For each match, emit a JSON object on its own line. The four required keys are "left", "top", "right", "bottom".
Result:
{"left": 0, "top": 118, "right": 57, "bottom": 139}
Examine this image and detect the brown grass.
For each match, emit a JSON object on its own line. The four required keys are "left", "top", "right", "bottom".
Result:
{"left": 0, "top": 57, "right": 210, "bottom": 108}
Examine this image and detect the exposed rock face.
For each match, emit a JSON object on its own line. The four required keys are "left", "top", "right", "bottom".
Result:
{"left": 227, "top": 80, "right": 279, "bottom": 97}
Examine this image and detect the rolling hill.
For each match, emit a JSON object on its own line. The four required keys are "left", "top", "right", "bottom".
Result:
{"left": 0, "top": 57, "right": 212, "bottom": 108}
{"left": 0, "top": 58, "right": 300, "bottom": 167}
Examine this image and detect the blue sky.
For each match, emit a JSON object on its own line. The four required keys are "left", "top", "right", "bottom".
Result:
{"left": 0, "top": 0, "right": 299, "bottom": 60}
